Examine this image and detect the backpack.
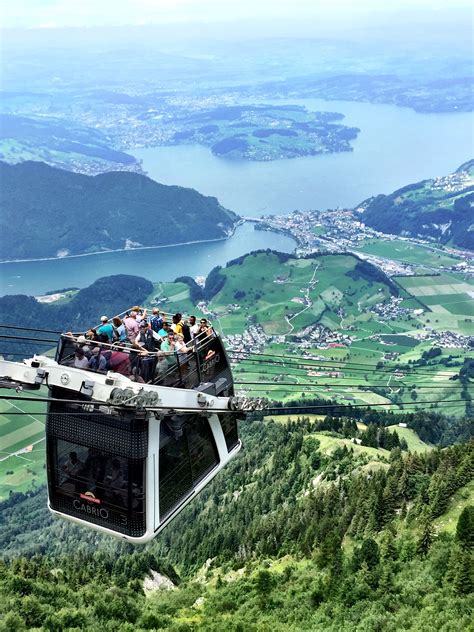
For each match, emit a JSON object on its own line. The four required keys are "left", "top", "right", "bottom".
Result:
{"left": 182, "top": 323, "right": 191, "bottom": 343}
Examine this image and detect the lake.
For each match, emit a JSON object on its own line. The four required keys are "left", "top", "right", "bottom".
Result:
{"left": 133, "top": 99, "right": 474, "bottom": 216}
{"left": 0, "top": 223, "right": 296, "bottom": 296}
{"left": 2, "top": 99, "right": 472, "bottom": 297}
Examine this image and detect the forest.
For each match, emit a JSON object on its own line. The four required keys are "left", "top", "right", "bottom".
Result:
{"left": 0, "top": 274, "right": 153, "bottom": 359}
{"left": 1, "top": 414, "right": 472, "bottom": 630}
{"left": 0, "top": 161, "right": 238, "bottom": 261}
{"left": 360, "top": 171, "right": 474, "bottom": 250}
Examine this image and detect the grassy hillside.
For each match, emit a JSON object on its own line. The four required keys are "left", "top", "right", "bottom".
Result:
{"left": 434, "top": 479, "right": 474, "bottom": 534}
{"left": 385, "top": 424, "right": 432, "bottom": 452}
{"left": 1, "top": 417, "right": 471, "bottom": 631}
{"left": 0, "top": 113, "right": 139, "bottom": 174}
{"left": 209, "top": 251, "right": 395, "bottom": 335}
{"left": 360, "top": 161, "right": 474, "bottom": 249}
{"left": 200, "top": 250, "right": 471, "bottom": 414}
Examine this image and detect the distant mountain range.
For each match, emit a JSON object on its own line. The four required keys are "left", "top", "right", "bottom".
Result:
{"left": 359, "top": 160, "right": 474, "bottom": 250}
{"left": 0, "top": 161, "right": 238, "bottom": 261}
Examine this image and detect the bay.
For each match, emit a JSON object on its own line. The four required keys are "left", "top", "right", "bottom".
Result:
{"left": 132, "top": 99, "right": 474, "bottom": 216}
{"left": 0, "top": 223, "right": 296, "bottom": 297}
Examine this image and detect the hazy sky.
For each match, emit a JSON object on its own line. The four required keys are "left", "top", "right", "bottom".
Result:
{"left": 3, "top": 0, "right": 473, "bottom": 29}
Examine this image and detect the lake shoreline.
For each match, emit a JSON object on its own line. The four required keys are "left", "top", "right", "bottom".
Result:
{"left": 0, "top": 223, "right": 297, "bottom": 297}
{"left": 0, "top": 221, "right": 246, "bottom": 265}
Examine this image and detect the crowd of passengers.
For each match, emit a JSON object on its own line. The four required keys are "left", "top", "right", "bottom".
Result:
{"left": 66, "top": 307, "right": 215, "bottom": 384}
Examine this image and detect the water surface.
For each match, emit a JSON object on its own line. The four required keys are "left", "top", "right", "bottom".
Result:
{"left": 0, "top": 223, "right": 296, "bottom": 296}
{"left": 133, "top": 99, "right": 474, "bottom": 215}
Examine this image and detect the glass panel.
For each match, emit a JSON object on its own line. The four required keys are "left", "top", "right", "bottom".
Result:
{"left": 159, "top": 422, "right": 193, "bottom": 520}
{"left": 188, "top": 416, "right": 220, "bottom": 483}
{"left": 159, "top": 415, "right": 219, "bottom": 521}
{"left": 49, "top": 437, "right": 145, "bottom": 537}
{"left": 219, "top": 414, "right": 239, "bottom": 452}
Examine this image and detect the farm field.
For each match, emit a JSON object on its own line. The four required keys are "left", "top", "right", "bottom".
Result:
{"left": 0, "top": 391, "right": 47, "bottom": 500}
{"left": 394, "top": 273, "right": 474, "bottom": 335}
{"left": 356, "top": 239, "right": 461, "bottom": 268}
{"left": 208, "top": 251, "right": 394, "bottom": 336}
{"left": 137, "top": 251, "right": 472, "bottom": 416}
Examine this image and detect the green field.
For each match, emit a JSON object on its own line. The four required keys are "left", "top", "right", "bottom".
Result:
{"left": 357, "top": 239, "right": 461, "bottom": 268}
{"left": 136, "top": 252, "right": 472, "bottom": 417}
{"left": 0, "top": 392, "right": 47, "bottom": 500}
{"left": 209, "top": 252, "right": 394, "bottom": 335}
{"left": 385, "top": 425, "right": 432, "bottom": 452}
{"left": 433, "top": 480, "right": 474, "bottom": 534}
{"left": 394, "top": 274, "right": 474, "bottom": 335}
{"left": 145, "top": 281, "right": 207, "bottom": 322}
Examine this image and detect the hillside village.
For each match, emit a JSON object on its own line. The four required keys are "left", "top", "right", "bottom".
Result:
{"left": 199, "top": 187, "right": 474, "bottom": 373}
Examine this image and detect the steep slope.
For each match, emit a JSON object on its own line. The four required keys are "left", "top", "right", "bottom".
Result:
{"left": 359, "top": 161, "right": 474, "bottom": 249}
{"left": 0, "top": 418, "right": 472, "bottom": 631}
{"left": 0, "top": 161, "right": 238, "bottom": 260}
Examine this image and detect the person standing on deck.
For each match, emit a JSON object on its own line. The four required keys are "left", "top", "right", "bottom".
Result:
{"left": 124, "top": 311, "right": 140, "bottom": 343}
{"left": 97, "top": 316, "right": 114, "bottom": 342}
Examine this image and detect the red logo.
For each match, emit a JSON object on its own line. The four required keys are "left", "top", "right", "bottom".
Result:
{"left": 80, "top": 492, "right": 101, "bottom": 504}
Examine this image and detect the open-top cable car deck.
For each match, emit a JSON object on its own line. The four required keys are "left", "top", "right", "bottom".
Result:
{"left": 0, "top": 308, "right": 263, "bottom": 543}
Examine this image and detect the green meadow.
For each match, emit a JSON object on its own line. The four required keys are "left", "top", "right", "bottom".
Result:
{"left": 356, "top": 238, "right": 461, "bottom": 268}
{"left": 0, "top": 391, "right": 47, "bottom": 500}
{"left": 395, "top": 273, "right": 474, "bottom": 335}
{"left": 209, "top": 252, "right": 393, "bottom": 335}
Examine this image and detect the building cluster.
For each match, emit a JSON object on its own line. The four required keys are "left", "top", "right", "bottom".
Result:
{"left": 292, "top": 323, "right": 354, "bottom": 349}
{"left": 371, "top": 297, "right": 418, "bottom": 321}
{"left": 224, "top": 322, "right": 269, "bottom": 355}
{"left": 431, "top": 170, "right": 473, "bottom": 193}
{"left": 417, "top": 330, "right": 474, "bottom": 350}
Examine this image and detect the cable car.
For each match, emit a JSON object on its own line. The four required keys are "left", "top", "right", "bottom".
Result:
{"left": 0, "top": 309, "right": 259, "bottom": 543}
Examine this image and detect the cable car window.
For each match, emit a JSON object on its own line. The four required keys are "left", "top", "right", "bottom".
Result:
{"left": 49, "top": 438, "right": 146, "bottom": 537}
{"left": 159, "top": 415, "right": 219, "bottom": 521}
{"left": 219, "top": 414, "right": 239, "bottom": 452}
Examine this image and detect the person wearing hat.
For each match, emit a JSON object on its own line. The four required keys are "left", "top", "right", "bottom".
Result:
{"left": 134, "top": 320, "right": 159, "bottom": 353}
{"left": 134, "top": 320, "right": 158, "bottom": 382}
{"left": 97, "top": 316, "right": 114, "bottom": 342}
{"left": 75, "top": 334, "right": 92, "bottom": 358}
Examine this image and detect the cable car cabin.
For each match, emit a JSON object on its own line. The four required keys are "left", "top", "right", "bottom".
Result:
{"left": 42, "top": 310, "right": 242, "bottom": 542}
{"left": 46, "top": 388, "right": 240, "bottom": 542}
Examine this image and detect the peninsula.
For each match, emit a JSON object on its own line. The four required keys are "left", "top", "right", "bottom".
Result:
{"left": 0, "top": 161, "right": 239, "bottom": 261}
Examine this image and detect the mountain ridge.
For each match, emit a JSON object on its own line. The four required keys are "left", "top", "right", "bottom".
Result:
{"left": 358, "top": 161, "right": 474, "bottom": 249}
{"left": 0, "top": 160, "right": 239, "bottom": 261}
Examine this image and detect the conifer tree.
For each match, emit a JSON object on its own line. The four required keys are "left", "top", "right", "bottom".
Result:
{"left": 456, "top": 506, "right": 474, "bottom": 551}
{"left": 417, "top": 509, "right": 434, "bottom": 557}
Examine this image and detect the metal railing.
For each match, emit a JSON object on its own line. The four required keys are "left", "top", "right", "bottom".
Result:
{"left": 57, "top": 327, "right": 227, "bottom": 390}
